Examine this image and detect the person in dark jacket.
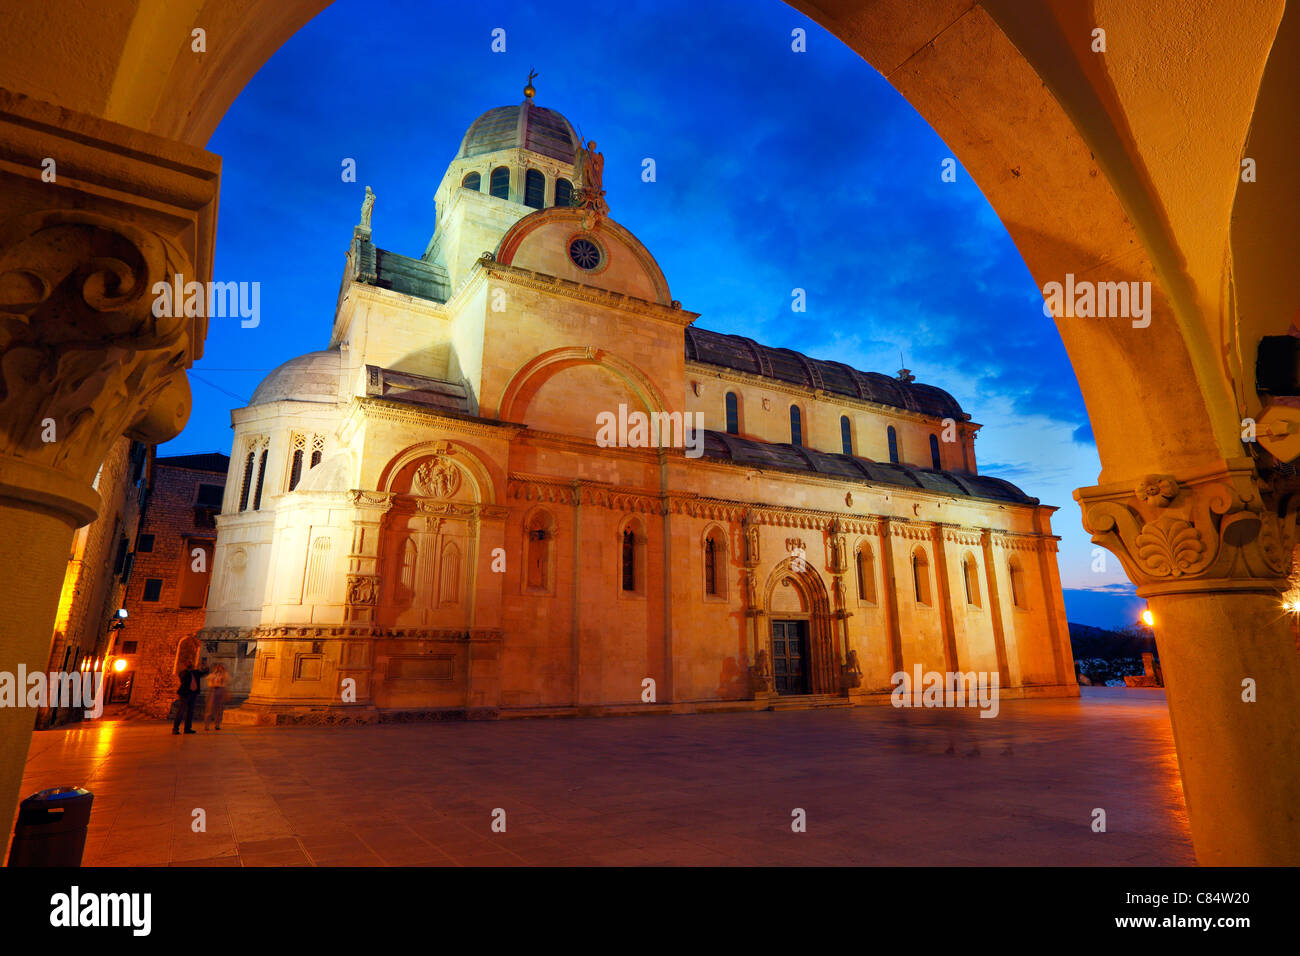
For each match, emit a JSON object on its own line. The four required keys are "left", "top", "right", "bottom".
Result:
{"left": 172, "top": 659, "right": 210, "bottom": 735}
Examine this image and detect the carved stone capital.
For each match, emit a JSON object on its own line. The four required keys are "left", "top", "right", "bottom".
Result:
{"left": 1075, "top": 459, "right": 1296, "bottom": 596}
{"left": 0, "top": 210, "right": 197, "bottom": 518}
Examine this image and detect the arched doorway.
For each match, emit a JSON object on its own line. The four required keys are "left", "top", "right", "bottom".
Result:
{"left": 763, "top": 558, "right": 837, "bottom": 696}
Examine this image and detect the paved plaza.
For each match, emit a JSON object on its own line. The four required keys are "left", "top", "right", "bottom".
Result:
{"left": 11, "top": 688, "right": 1193, "bottom": 866}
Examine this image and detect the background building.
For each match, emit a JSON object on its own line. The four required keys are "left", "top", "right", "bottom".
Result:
{"left": 117, "top": 453, "right": 230, "bottom": 717}
{"left": 38, "top": 438, "right": 149, "bottom": 728}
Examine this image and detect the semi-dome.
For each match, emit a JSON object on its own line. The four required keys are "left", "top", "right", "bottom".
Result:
{"left": 249, "top": 349, "right": 341, "bottom": 405}
{"left": 457, "top": 99, "right": 580, "bottom": 164}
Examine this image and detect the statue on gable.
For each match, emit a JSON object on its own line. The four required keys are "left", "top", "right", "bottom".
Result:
{"left": 575, "top": 140, "right": 609, "bottom": 225}
{"left": 359, "top": 185, "right": 375, "bottom": 231}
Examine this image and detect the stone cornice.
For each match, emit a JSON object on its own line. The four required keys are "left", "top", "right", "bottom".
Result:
{"left": 479, "top": 257, "right": 699, "bottom": 326}
{"left": 352, "top": 397, "right": 522, "bottom": 439}
{"left": 204, "top": 624, "right": 505, "bottom": 642}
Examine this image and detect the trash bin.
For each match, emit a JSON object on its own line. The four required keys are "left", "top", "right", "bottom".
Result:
{"left": 6, "top": 787, "right": 94, "bottom": 867}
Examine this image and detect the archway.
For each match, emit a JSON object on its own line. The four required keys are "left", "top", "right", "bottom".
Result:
{"left": 763, "top": 557, "right": 837, "bottom": 696}
{"left": 0, "top": 0, "right": 1297, "bottom": 864}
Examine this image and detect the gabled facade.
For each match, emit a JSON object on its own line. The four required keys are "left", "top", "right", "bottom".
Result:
{"left": 199, "top": 89, "right": 1076, "bottom": 722}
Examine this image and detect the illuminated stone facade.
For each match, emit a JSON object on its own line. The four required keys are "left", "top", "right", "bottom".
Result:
{"left": 198, "top": 94, "right": 1075, "bottom": 721}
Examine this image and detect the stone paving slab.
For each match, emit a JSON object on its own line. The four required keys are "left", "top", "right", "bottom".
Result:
{"left": 9, "top": 688, "right": 1194, "bottom": 866}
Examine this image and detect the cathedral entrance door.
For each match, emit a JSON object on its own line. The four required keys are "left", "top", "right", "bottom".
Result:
{"left": 771, "top": 620, "right": 809, "bottom": 695}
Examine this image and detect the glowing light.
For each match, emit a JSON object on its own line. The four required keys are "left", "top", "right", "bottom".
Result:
{"left": 1141, "top": 609, "right": 1154, "bottom": 627}
{"left": 112, "top": 658, "right": 127, "bottom": 672}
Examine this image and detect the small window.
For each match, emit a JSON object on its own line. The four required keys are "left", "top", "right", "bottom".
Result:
{"left": 1010, "top": 557, "right": 1028, "bottom": 609}
{"left": 621, "top": 528, "right": 636, "bottom": 592}
{"left": 142, "top": 578, "right": 163, "bottom": 602}
{"left": 238, "top": 451, "right": 255, "bottom": 511}
{"left": 461, "top": 171, "right": 481, "bottom": 191}
{"left": 490, "top": 166, "right": 510, "bottom": 199}
{"left": 113, "top": 536, "right": 130, "bottom": 575}
{"left": 524, "top": 169, "right": 545, "bottom": 209}
{"left": 841, "top": 416, "right": 853, "bottom": 456}
{"left": 856, "top": 546, "right": 877, "bottom": 604}
{"left": 912, "top": 549, "right": 931, "bottom": 605}
{"left": 887, "top": 426, "right": 899, "bottom": 464}
{"left": 930, "top": 434, "right": 942, "bottom": 469}
{"left": 288, "top": 449, "right": 304, "bottom": 491}
{"left": 310, "top": 449, "right": 322, "bottom": 469}
{"left": 555, "top": 178, "right": 573, "bottom": 207}
{"left": 136, "top": 533, "right": 155, "bottom": 553}
{"left": 790, "top": 406, "right": 802, "bottom": 446}
{"left": 121, "top": 641, "right": 138, "bottom": 654}
{"left": 252, "top": 449, "right": 268, "bottom": 510}
{"left": 725, "top": 392, "right": 739, "bottom": 435}
{"left": 195, "top": 483, "right": 223, "bottom": 507}
{"left": 704, "top": 537, "right": 718, "bottom": 596}
{"left": 963, "top": 554, "right": 981, "bottom": 608}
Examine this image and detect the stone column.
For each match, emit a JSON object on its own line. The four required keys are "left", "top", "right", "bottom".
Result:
{"left": 1076, "top": 461, "right": 1300, "bottom": 864}
{"left": 0, "top": 92, "right": 218, "bottom": 836}
{"left": 979, "top": 530, "right": 1012, "bottom": 687}
{"left": 878, "top": 519, "right": 905, "bottom": 678}
{"left": 930, "top": 524, "right": 959, "bottom": 672}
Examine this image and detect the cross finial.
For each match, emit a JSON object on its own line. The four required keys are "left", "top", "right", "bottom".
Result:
{"left": 524, "top": 68, "right": 538, "bottom": 99}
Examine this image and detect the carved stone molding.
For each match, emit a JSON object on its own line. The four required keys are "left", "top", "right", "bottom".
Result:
{"left": 0, "top": 210, "right": 196, "bottom": 517}
{"left": 1075, "top": 459, "right": 1297, "bottom": 596}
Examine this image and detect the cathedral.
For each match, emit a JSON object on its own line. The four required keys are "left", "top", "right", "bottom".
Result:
{"left": 198, "top": 84, "right": 1077, "bottom": 721}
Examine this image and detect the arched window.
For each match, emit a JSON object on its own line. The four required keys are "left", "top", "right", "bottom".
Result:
{"left": 621, "top": 528, "right": 636, "bottom": 592}
{"left": 963, "top": 553, "right": 981, "bottom": 607}
{"left": 554, "top": 178, "right": 573, "bottom": 207}
{"left": 524, "top": 168, "right": 545, "bottom": 208}
{"left": 912, "top": 548, "right": 931, "bottom": 605}
{"left": 1009, "top": 556, "right": 1028, "bottom": 609}
{"left": 703, "top": 530, "right": 727, "bottom": 597}
{"left": 439, "top": 541, "right": 462, "bottom": 606}
{"left": 790, "top": 405, "right": 803, "bottom": 446}
{"left": 855, "top": 545, "right": 877, "bottom": 603}
{"left": 251, "top": 448, "right": 268, "bottom": 510}
{"left": 289, "top": 448, "right": 304, "bottom": 491}
{"left": 841, "top": 416, "right": 853, "bottom": 455}
{"left": 725, "top": 392, "right": 739, "bottom": 435}
{"left": 238, "top": 451, "right": 255, "bottom": 511}
{"left": 930, "top": 434, "right": 942, "bottom": 469}
{"left": 489, "top": 166, "right": 510, "bottom": 199}
{"left": 887, "top": 426, "right": 900, "bottom": 464}
{"left": 461, "top": 171, "right": 481, "bottom": 191}
{"left": 526, "top": 511, "right": 553, "bottom": 592}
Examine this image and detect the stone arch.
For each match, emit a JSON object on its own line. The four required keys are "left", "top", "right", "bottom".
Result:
{"left": 495, "top": 346, "right": 671, "bottom": 423}
{"left": 762, "top": 556, "right": 837, "bottom": 695}
{"left": 375, "top": 439, "right": 497, "bottom": 504}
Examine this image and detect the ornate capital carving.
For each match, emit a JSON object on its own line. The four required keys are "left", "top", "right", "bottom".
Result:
{"left": 0, "top": 211, "right": 196, "bottom": 506}
{"left": 1075, "top": 460, "right": 1296, "bottom": 596}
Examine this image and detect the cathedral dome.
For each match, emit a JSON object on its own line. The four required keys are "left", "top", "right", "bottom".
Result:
{"left": 456, "top": 100, "right": 580, "bottom": 164}
{"left": 249, "top": 349, "right": 341, "bottom": 405}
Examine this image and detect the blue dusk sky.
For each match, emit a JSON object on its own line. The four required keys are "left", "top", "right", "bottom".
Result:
{"left": 162, "top": 0, "right": 1144, "bottom": 630}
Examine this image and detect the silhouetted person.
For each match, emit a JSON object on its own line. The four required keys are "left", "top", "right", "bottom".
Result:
{"left": 173, "top": 659, "right": 210, "bottom": 735}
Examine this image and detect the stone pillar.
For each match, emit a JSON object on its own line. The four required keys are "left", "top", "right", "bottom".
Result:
{"left": 930, "top": 524, "right": 959, "bottom": 672}
{"left": 1076, "top": 461, "right": 1300, "bottom": 864}
{"left": 878, "top": 519, "right": 905, "bottom": 677}
{"left": 979, "top": 530, "right": 1012, "bottom": 688}
{"left": 0, "top": 92, "right": 218, "bottom": 836}
{"left": 344, "top": 491, "right": 393, "bottom": 626}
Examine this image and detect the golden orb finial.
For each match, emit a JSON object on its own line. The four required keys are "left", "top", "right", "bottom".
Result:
{"left": 524, "top": 68, "right": 538, "bottom": 99}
